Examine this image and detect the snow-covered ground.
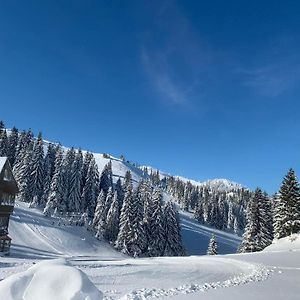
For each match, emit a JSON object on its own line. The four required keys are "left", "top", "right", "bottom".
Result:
{"left": 0, "top": 201, "right": 299, "bottom": 300}
{"left": 0, "top": 259, "right": 103, "bottom": 300}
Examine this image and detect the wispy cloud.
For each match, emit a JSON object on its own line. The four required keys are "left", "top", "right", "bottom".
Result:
{"left": 238, "top": 62, "right": 300, "bottom": 97}
{"left": 140, "top": 1, "right": 212, "bottom": 107}
{"left": 237, "top": 36, "right": 300, "bottom": 97}
{"left": 141, "top": 49, "right": 189, "bottom": 105}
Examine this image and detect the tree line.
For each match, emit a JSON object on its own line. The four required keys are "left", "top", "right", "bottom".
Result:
{"left": 0, "top": 121, "right": 184, "bottom": 257}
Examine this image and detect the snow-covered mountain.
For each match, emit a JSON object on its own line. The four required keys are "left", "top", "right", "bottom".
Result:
{"left": 141, "top": 165, "right": 244, "bottom": 192}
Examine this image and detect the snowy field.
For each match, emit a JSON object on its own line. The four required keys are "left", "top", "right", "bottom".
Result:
{"left": 0, "top": 201, "right": 299, "bottom": 299}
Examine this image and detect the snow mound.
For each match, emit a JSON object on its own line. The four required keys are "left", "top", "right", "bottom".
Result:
{"left": 263, "top": 234, "right": 300, "bottom": 252}
{"left": 0, "top": 259, "right": 103, "bottom": 300}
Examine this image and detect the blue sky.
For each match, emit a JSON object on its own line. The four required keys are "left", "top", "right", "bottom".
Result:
{"left": 1, "top": 0, "right": 300, "bottom": 193}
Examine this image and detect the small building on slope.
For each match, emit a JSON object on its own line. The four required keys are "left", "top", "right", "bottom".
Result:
{"left": 0, "top": 157, "right": 18, "bottom": 254}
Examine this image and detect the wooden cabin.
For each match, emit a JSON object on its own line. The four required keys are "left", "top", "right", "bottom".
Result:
{"left": 0, "top": 157, "right": 18, "bottom": 254}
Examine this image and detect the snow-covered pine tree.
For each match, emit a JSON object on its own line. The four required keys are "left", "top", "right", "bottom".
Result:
{"left": 105, "top": 191, "right": 120, "bottom": 242}
{"left": 115, "top": 172, "right": 134, "bottom": 253}
{"left": 259, "top": 192, "right": 274, "bottom": 248}
{"left": 81, "top": 156, "right": 98, "bottom": 217}
{"left": 115, "top": 171, "right": 146, "bottom": 256}
{"left": 81, "top": 152, "right": 93, "bottom": 193}
{"left": 44, "top": 147, "right": 64, "bottom": 216}
{"left": 141, "top": 180, "right": 153, "bottom": 250}
{"left": 92, "top": 190, "right": 105, "bottom": 225}
{"left": 115, "top": 177, "right": 124, "bottom": 212}
{"left": 104, "top": 187, "right": 114, "bottom": 215}
{"left": 61, "top": 147, "right": 76, "bottom": 209}
{"left": 93, "top": 190, "right": 107, "bottom": 239}
{"left": 239, "top": 188, "right": 272, "bottom": 252}
{"left": 227, "top": 202, "right": 234, "bottom": 230}
{"left": 233, "top": 217, "right": 239, "bottom": 234}
{"left": 274, "top": 169, "right": 300, "bottom": 238}
{"left": 7, "top": 126, "right": 19, "bottom": 166}
{"left": 68, "top": 150, "right": 83, "bottom": 212}
{"left": 0, "top": 120, "right": 4, "bottom": 133}
{"left": 148, "top": 189, "right": 166, "bottom": 257}
{"left": 41, "top": 143, "right": 57, "bottom": 205}
{"left": 239, "top": 190, "right": 260, "bottom": 252}
{"left": 16, "top": 148, "right": 33, "bottom": 203}
{"left": 13, "top": 130, "right": 27, "bottom": 172}
{"left": 163, "top": 202, "right": 185, "bottom": 256}
{"left": 0, "top": 128, "right": 8, "bottom": 156}
{"left": 99, "top": 161, "right": 113, "bottom": 196}
{"left": 29, "top": 133, "right": 45, "bottom": 207}
{"left": 128, "top": 181, "right": 147, "bottom": 256}
{"left": 123, "top": 170, "right": 132, "bottom": 192}
{"left": 207, "top": 234, "right": 218, "bottom": 255}
{"left": 194, "top": 201, "right": 205, "bottom": 223}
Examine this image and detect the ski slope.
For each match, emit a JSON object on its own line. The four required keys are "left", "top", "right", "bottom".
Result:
{"left": 9, "top": 201, "right": 124, "bottom": 260}
{"left": 9, "top": 199, "right": 239, "bottom": 258}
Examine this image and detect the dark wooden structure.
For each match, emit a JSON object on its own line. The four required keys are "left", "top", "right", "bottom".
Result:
{"left": 0, "top": 157, "right": 18, "bottom": 254}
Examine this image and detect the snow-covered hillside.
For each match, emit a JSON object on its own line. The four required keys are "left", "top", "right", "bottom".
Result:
{"left": 9, "top": 201, "right": 124, "bottom": 260}
{"left": 9, "top": 199, "right": 239, "bottom": 258}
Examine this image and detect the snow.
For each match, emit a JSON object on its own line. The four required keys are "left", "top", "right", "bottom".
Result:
{"left": 0, "top": 162, "right": 298, "bottom": 300}
{"left": 179, "top": 211, "right": 241, "bottom": 254}
{"left": 0, "top": 201, "right": 299, "bottom": 300}
{"left": 263, "top": 234, "right": 300, "bottom": 252}
{"left": 0, "top": 156, "right": 7, "bottom": 173}
{"left": 9, "top": 201, "right": 124, "bottom": 259}
{"left": 0, "top": 258, "right": 103, "bottom": 300}
{"left": 93, "top": 154, "right": 144, "bottom": 184}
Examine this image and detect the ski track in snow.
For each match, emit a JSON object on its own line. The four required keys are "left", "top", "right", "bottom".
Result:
{"left": 103, "top": 261, "right": 271, "bottom": 300}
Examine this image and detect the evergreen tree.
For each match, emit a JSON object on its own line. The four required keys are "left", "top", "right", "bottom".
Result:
{"left": 115, "top": 174, "right": 134, "bottom": 253}
{"left": 61, "top": 147, "right": 76, "bottom": 209}
{"left": 274, "top": 169, "right": 300, "bottom": 238}
{"left": 195, "top": 201, "right": 205, "bottom": 224}
{"left": 104, "top": 187, "right": 114, "bottom": 217}
{"left": 81, "top": 152, "right": 93, "bottom": 193}
{"left": 16, "top": 149, "right": 33, "bottom": 202}
{"left": 123, "top": 170, "right": 132, "bottom": 192}
{"left": 93, "top": 190, "right": 107, "bottom": 238}
{"left": 163, "top": 202, "right": 185, "bottom": 256}
{"left": 0, "top": 120, "right": 4, "bottom": 133}
{"left": 227, "top": 202, "right": 234, "bottom": 229}
{"left": 68, "top": 150, "right": 82, "bottom": 212}
{"left": 42, "top": 143, "right": 57, "bottom": 205}
{"left": 239, "top": 190, "right": 260, "bottom": 252}
{"left": 7, "top": 126, "right": 19, "bottom": 166}
{"left": 148, "top": 189, "right": 165, "bottom": 257}
{"left": 99, "top": 161, "right": 113, "bottom": 196}
{"left": 239, "top": 188, "right": 273, "bottom": 252}
{"left": 259, "top": 192, "right": 274, "bottom": 248}
{"left": 44, "top": 147, "right": 64, "bottom": 216}
{"left": 115, "top": 172, "right": 146, "bottom": 256}
{"left": 207, "top": 234, "right": 218, "bottom": 255}
{"left": 115, "top": 177, "right": 124, "bottom": 212}
{"left": 105, "top": 191, "right": 120, "bottom": 242}
{"left": 0, "top": 129, "right": 8, "bottom": 156}
{"left": 129, "top": 182, "right": 147, "bottom": 256}
{"left": 29, "top": 133, "right": 45, "bottom": 206}
{"left": 142, "top": 180, "right": 153, "bottom": 249}
{"left": 81, "top": 157, "right": 98, "bottom": 217}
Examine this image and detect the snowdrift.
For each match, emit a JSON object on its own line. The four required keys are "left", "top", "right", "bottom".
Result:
{"left": 263, "top": 234, "right": 300, "bottom": 252}
{"left": 0, "top": 259, "right": 103, "bottom": 300}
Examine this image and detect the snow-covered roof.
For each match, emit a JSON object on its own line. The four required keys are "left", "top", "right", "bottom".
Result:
{"left": 0, "top": 157, "right": 7, "bottom": 173}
